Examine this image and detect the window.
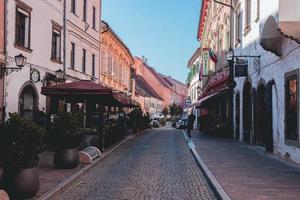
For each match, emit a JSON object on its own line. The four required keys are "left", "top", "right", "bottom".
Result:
{"left": 92, "top": 54, "right": 95, "bottom": 77}
{"left": 71, "top": 0, "right": 76, "bottom": 14}
{"left": 108, "top": 54, "right": 112, "bottom": 74}
{"left": 101, "top": 51, "right": 107, "bottom": 73}
{"left": 83, "top": 0, "right": 87, "bottom": 22}
{"left": 70, "top": 43, "right": 75, "bottom": 69}
{"left": 82, "top": 49, "right": 86, "bottom": 73}
{"left": 15, "top": 2, "right": 31, "bottom": 49}
{"left": 51, "top": 21, "right": 62, "bottom": 61}
{"left": 92, "top": 7, "right": 96, "bottom": 29}
{"left": 285, "top": 70, "right": 299, "bottom": 143}
{"left": 256, "top": 0, "right": 260, "bottom": 22}
{"left": 245, "top": 0, "right": 251, "bottom": 29}
{"left": 236, "top": 10, "right": 242, "bottom": 43}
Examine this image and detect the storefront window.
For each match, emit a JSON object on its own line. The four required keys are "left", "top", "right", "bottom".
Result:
{"left": 285, "top": 70, "right": 298, "bottom": 141}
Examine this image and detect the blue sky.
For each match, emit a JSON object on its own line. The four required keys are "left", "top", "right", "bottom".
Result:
{"left": 102, "top": 0, "right": 201, "bottom": 83}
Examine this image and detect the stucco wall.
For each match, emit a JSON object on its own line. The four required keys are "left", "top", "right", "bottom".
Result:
{"left": 233, "top": 0, "right": 300, "bottom": 163}
{"left": 65, "top": 0, "right": 100, "bottom": 81}
{"left": 5, "top": 0, "right": 64, "bottom": 116}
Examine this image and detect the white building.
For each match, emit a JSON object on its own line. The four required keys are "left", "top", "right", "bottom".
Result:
{"left": 4, "top": 0, "right": 64, "bottom": 120}
{"left": 232, "top": 0, "right": 300, "bottom": 162}
{"left": 187, "top": 48, "right": 202, "bottom": 128}
{"left": 65, "top": 0, "right": 101, "bottom": 82}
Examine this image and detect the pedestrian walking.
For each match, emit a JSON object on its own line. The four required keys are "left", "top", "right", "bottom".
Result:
{"left": 187, "top": 112, "right": 196, "bottom": 138}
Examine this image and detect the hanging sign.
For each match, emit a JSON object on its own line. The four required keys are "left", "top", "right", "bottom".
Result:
{"left": 235, "top": 63, "right": 248, "bottom": 77}
{"left": 202, "top": 49, "right": 209, "bottom": 76}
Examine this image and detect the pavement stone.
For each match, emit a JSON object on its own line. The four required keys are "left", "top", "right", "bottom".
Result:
{"left": 191, "top": 132, "right": 300, "bottom": 200}
{"left": 52, "top": 128, "right": 216, "bottom": 200}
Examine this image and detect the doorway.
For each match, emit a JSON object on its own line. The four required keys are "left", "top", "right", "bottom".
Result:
{"left": 243, "top": 82, "right": 252, "bottom": 142}
{"left": 235, "top": 92, "right": 240, "bottom": 140}
{"left": 256, "top": 84, "right": 267, "bottom": 146}
{"left": 19, "top": 85, "right": 38, "bottom": 121}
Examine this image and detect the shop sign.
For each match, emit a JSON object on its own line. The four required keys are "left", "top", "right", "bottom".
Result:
{"left": 202, "top": 49, "right": 209, "bottom": 76}
{"left": 208, "top": 68, "right": 230, "bottom": 86}
{"left": 185, "top": 97, "right": 191, "bottom": 106}
{"left": 235, "top": 63, "right": 248, "bottom": 77}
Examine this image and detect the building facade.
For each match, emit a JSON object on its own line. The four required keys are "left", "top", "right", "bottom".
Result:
{"left": 196, "top": 0, "right": 233, "bottom": 136}
{"left": 232, "top": 0, "right": 300, "bottom": 163}
{"left": 65, "top": 0, "right": 101, "bottom": 82}
{"left": 0, "top": 0, "right": 5, "bottom": 123}
{"left": 134, "top": 57, "right": 173, "bottom": 108}
{"left": 100, "top": 21, "right": 135, "bottom": 96}
{"left": 4, "top": 0, "right": 64, "bottom": 120}
{"left": 187, "top": 48, "right": 202, "bottom": 127}
{"left": 135, "top": 74, "right": 164, "bottom": 116}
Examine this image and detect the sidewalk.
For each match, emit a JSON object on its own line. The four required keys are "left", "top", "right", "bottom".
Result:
{"left": 191, "top": 132, "right": 300, "bottom": 200}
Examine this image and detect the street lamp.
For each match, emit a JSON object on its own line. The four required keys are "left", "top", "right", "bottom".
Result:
{"left": 14, "top": 54, "right": 27, "bottom": 68}
{"left": 197, "top": 85, "right": 201, "bottom": 95}
{"left": 55, "top": 69, "right": 65, "bottom": 80}
{"left": 226, "top": 48, "right": 234, "bottom": 62}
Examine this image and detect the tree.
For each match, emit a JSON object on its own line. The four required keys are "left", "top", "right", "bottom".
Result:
{"left": 161, "top": 106, "right": 169, "bottom": 116}
{"left": 169, "top": 103, "right": 182, "bottom": 117}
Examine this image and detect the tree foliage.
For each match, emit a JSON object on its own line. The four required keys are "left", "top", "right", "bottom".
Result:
{"left": 161, "top": 106, "right": 169, "bottom": 116}
{"left": 169, "top": 103, "right": 182, "bottom": 117}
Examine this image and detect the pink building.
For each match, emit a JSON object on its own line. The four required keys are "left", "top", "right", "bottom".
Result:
{"left": 0, "top": 0, "right": 4, "bottom": 123}
{"left": 134, "top": 57, "right": 172, "bottom": 108}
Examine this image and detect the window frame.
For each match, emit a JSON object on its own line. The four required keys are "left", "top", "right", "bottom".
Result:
{"left": 70, "top": 42, "right": 75, "bottom": 69}
{"left": 92, "top": 6, "right": 96, "bottom": 29}
{"left": 83, "top": 0, "right": 87, "bottom": 22}
{"left": 51, "top": 20, "right": 62, "bottom": 63}
{"left": 92, "top": 54, "right": 95, "bottom": 77}
{"left": 82, "top": 48, "right": 86, "bottom": 74}
{"left": 15, "top": 1, "right": 32, "bottom": 51}
{"left": 284, "top": 69, "right": 299, "bottom": 146}
{"left": 71, "top": 0, "right": 76, "bottom": 14}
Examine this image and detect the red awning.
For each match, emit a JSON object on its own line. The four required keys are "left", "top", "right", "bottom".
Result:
{"left": 113, "top": 92, "right": 139, "bottom": 108}
{"left": 41, "top": 80, "right": 112, "bottom": 96}
{"left": 42, "top": 80, "right": 138, "bottom": 107}
{"left": 191, "top": 88, "right": 229, "bottom": 108}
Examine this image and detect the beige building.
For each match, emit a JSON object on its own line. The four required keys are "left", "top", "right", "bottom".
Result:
{"left": 4, "top": 0, "right": 64, "bottom": 120}
{"left": 65, "top": 0, "right": 101, "bottom": 82}
{"left": 100, "top": 21, "right": 135, "bottom": 96}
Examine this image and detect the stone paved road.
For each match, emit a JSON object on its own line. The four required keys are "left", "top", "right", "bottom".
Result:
{"left": 52, "top": 128, "right": 216, "bottom": 200}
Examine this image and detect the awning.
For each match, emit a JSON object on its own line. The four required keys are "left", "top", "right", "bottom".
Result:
{"left": 278, "top": 0, "right": 300, "bottom": 43}
{"left": 190, "top": 88, "right": 229, "bottom": 108}
{"left": 42, "top": 80, "right": 112, "bottom": 96}
{"left": 113, "top": 92, "right": 139, "bottom": 108}
{"left": 41, "top": 80, "right": 138, "bottom": 107}
{"left": 260, "top": 15, "right": 283, "bottom": 56}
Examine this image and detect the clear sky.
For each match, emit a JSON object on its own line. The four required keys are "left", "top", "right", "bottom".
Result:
{"left": 102, "top": 0, "right": 201, "bottom": 83}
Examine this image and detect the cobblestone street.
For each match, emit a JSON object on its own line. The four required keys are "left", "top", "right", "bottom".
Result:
{"left": 52, "top": 128, "right": 216, "bottom": 200}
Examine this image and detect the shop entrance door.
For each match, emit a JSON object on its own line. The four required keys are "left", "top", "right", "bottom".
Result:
{"left": 19, "top": 85, "right": 38, "bottom": 121}
{"left": 235, "top": 93, "right": 240, "bottom": 140}
{"left": 243, "top": 82, "right": 252, "bottom": 142}
{"left": 256, "top": 84, "right": 267, "bottom": 146}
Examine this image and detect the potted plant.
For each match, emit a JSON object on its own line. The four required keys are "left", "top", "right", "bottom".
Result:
{"left": 47, "top": 110, "right": 84, "bottom": 169}
{"left": 0, "top": 113, "right": 46, "bottom": 199}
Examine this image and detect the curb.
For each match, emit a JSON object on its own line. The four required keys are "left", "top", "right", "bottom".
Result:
{"left": 182, "top": 131, "right": 232, "bottom": 200}
{"left": 37, "top": 130, "right": 150, "bottom": 200}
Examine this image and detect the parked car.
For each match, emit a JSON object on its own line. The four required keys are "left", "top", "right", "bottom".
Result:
{"left": 151, "top": 118, "right": 159, "bottom": 128}
{"left": 178, "top": 118, "right": 188, "bottom": 129}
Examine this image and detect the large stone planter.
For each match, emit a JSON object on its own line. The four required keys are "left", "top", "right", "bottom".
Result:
{"left": 1, "top": 167, "right": 39, "bottom": 199}
{"left": 53, "top": 149, "right": 79, "bottom": 169}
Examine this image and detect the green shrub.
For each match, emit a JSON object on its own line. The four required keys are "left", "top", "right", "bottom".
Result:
{"left": 0, "top": 113, "right": 46, "bottom": 170}
{"left": 47, "top": 110, "right": 84, "bottom": 149}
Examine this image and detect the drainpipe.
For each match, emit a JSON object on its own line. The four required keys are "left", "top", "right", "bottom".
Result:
{"left": 63, "top": 0, "right": 66, "bottom": 79}
{"left": 2, "top": 0, "right": 7, "bottom": 122}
